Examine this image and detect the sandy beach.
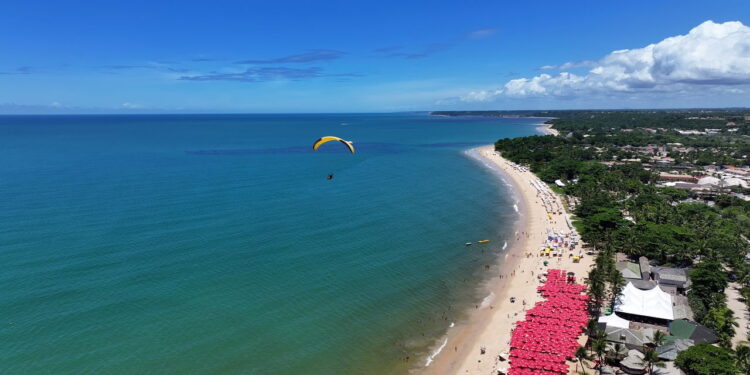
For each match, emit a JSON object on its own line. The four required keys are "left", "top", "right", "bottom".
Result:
{"left": 419, "top": 144, "right": 593, "bottom": 375}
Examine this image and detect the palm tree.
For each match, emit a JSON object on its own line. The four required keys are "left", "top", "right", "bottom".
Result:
{"left": 575, "top": 346, "right": 592, "bottom": 373}
{"left": 607, "top": 342, "right": 626, "bottom": 363}
{"left": 650, "top": 330, "right": 667, "bottom": 348}
{"left": 638, "top": 348, "right": 666, "bottom": 375}
{"left": 586, "top": 318, "right": 599, "bottom": 337}
{"left": 736, "top": 344, "right": 750, "bottom": 374}
{"left": 592, "top": 338, "right": 607, "bottom": 368}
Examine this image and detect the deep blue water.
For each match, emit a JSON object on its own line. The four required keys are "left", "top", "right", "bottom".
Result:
{"left": 0, "top": 113, "right": 541, "bottom": 374}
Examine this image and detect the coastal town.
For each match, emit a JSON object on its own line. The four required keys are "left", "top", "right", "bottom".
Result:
{"left": 429, "top": 110, "right": 750, "bottom": 375}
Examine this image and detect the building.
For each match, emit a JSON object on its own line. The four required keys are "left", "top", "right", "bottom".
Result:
{"left": 615, "top": 282, "right": 674, "bottom": 322}
{"left": 668, "top": 319, "right": 719, "bottom": 344}
{"left": 616, "top": 261, "right": 642, "bottom": 279}
{"left": 656, "top": 339, "right": 694, "bottom": 361}
{"left": 659, "top": 173, "right": 698, "bottom": 183}
{"left": 604, "top": 327, "right": 654, "bottom": 350}
{"left": 652, "top": 266, "right": 690, "bottom": 290}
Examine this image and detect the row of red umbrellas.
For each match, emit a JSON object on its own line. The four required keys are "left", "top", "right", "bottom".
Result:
{"left": 507, "top": 269, "right": 588, "bottom": 375}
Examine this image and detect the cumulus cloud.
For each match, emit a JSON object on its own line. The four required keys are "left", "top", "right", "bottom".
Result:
{"left": 462, "top": 20, "right": 750, "bottom": 102}
{"left": 538, "top": 60, "right": 597, "bottom": 70}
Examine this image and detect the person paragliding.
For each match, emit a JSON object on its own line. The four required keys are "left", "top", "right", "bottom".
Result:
{"left": 312, "top": 136, "right": 355, "bottom": 154}
{"left": 313, "top": 136, "right": 355, "bottom": 180}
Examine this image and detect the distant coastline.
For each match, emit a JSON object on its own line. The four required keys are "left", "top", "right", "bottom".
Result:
{"left": 430, "top": 111, "right": 558, "bottom": 136}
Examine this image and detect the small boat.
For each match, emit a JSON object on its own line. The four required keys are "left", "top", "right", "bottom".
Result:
{"left": 478, "top": 240, "right": 490, "bottom": 244}
{"left": 465, "top": 242, "right": 472, "bottom": 246}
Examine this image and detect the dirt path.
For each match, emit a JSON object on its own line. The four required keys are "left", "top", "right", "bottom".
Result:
{"left": 726, "top": 282, "right": 749, "bottom": 347}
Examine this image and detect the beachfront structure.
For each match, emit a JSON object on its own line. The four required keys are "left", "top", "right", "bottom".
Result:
{"left": 598, "top": 313, "right": 632, "bottom": 330}
{"left": 651, "top": 266, "right": 690, "bottom": 290}
{"left": 668, "top": 319, "right": 719, "bottom": 344}
{"left": 619, "top": 350, "right": 647, "bottom": 374}
{"left": 604, "top": 327, "right": 652, "bottom": 350}
{"left": 614, "top": 282, "right": 674, "bottom": 321}
{"left": 656, "top": 338, "right": 694, "bottom": 361}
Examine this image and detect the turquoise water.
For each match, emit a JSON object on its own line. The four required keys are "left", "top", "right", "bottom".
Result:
{"left": 0, "top": 113, "right": 540, "bottom": 375}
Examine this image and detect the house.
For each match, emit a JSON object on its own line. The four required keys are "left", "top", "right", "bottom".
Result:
{"left": 723, "top": 168, "right": 750, "bottom": 177}
{"left": 620, "top": 350, "right": 647, "bottom": 374}
{"left": 652, "top": 156, "right": 675, "bottom": 165}
{"left": 659, "top": 173, "right": 698, "bottom": 183}
{"left": 656, "top": 339, "right": 694, "bottom": 361}
{"left": 703, "top": 165, "right": 720, "bottom": 172}
{"left": 668, "top": 319, "right": 719, "bottom": 344}
{"left": 652, "top": 266, "right": 690, "bottom": 290}
{"left": 604, "top": 327, "right": 653, "bottom": 350}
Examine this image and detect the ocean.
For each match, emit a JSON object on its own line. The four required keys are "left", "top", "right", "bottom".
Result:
{"left": 0, "top": 113, "right": 541, "bottom": 375}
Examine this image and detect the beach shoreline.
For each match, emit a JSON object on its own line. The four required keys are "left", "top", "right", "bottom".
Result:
{"left": 416, "top": 138, "right": 591, "bottom": 375}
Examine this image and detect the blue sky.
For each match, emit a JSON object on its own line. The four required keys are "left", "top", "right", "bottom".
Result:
{"left": 1, "top": 0, "right": 749, "bottom": 113}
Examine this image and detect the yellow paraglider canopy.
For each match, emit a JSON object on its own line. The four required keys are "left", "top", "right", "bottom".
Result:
{"left": 312, "top": 136, "right": 355, "bottom": 154}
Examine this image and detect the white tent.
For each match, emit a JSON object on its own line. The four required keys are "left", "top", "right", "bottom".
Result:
{"left": 614, "top": 282, "right": 674, "bottom": 320}
{"left": 598, "top": 313, "right": 631, "bottom": 329}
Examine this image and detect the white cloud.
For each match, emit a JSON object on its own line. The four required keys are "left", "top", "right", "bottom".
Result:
{"left": 462, "top": 20, "right": 750, "bottom": 102}
{"left": 538, "top": 60, "right": 597, "bottom": 70}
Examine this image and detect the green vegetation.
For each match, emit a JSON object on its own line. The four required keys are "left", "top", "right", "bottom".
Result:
{"left": 486, "top": 109, "right": 750, "bottom": 370}
{"left": 675, "top": 344, "right": 738, "bottom": 375}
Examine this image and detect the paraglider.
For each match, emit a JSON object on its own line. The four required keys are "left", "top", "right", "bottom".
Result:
{"left": 312, "top": 136, "right": 355, "bottom": 154}
{"left": 313, "top": 136, "right": 354, "bottom": 180}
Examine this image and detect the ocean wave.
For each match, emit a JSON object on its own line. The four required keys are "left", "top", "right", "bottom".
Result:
{"left": 424, "top": 338, "right": 449, "bottom": 367}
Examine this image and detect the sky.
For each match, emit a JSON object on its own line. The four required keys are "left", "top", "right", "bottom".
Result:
{"left": 1, "top": 0, "right": 749, "bottom": 113}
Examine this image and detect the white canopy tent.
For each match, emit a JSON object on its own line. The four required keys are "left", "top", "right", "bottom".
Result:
{"left": 598, "top": 313, "right": 631, "bottom": 329}
{"left": 614, "top": 282, "right": 674, "bottom": 320}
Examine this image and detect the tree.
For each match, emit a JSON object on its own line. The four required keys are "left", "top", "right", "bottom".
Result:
{"left": 736, "top": 344, "right": 750, "bottom": 375}
{"left": 675, "top": 344, "right": 738, "bottom": 375}
{"left": 575, "top": 345, "right": 591, "bottom": 373}
{"left": 592, "top": 338, "right": 607, "bottom": 367}
{"left": 638, "top": 348, "right": 666, "bottom": 375}
{"left": 606, "top": 342, "right": 626, "bottom": 363}
{"left": 650, "top": 330, "right": 667, "bottom": 348}
{"left": 690, "top": 261, "right": 729, "bottom": 296}
{"left": 703, "top": 306, "right": 738, "bottom": 348}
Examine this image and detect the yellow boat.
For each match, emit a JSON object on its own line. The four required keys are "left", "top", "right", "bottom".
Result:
{"left": 478, "top": 240, "right": 490, "bottom": 244}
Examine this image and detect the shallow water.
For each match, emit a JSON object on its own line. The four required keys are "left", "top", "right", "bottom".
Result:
{"left": 0, "top": 113, "right": 540, "bottom": 374}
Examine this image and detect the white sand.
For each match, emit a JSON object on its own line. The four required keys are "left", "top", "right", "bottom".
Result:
{"left": 419, "top": 145, "right": 593, "bottom": 375}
